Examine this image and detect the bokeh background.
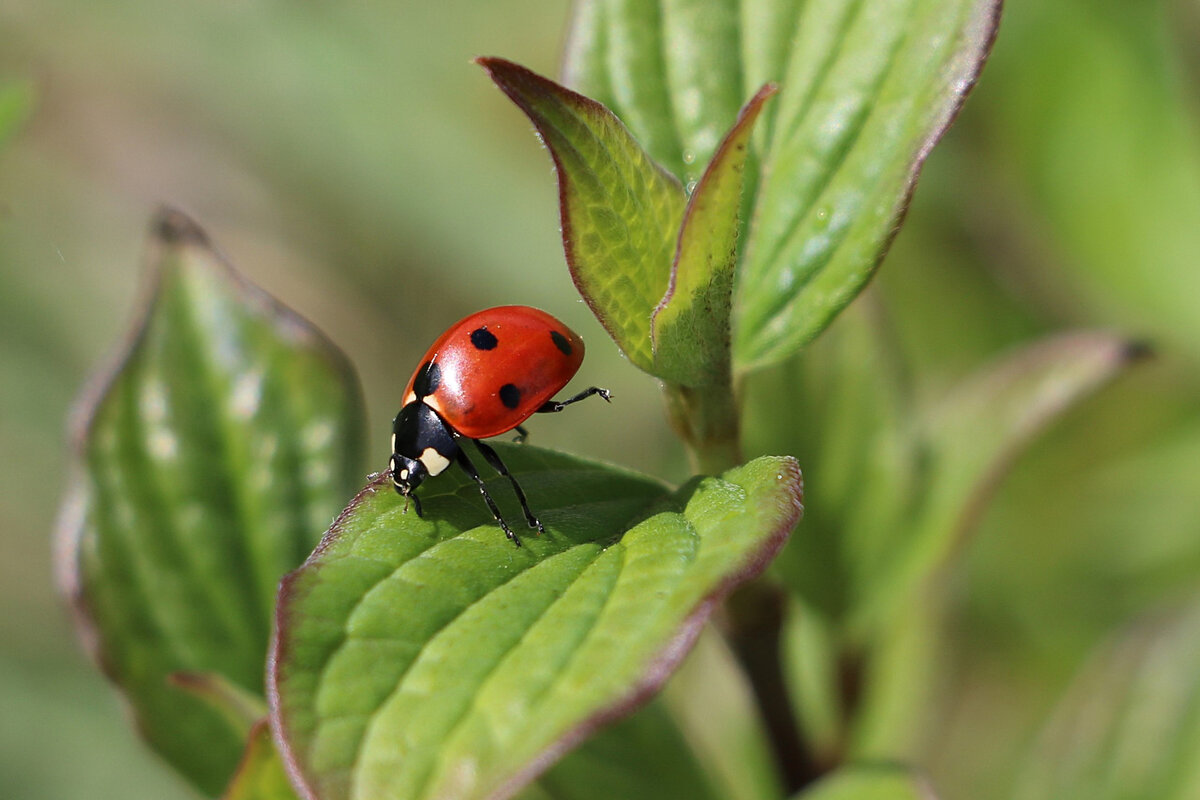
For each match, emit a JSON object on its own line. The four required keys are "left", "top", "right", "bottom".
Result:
{"left": 2, "top": 1, "right": 1198, "bottom": 798}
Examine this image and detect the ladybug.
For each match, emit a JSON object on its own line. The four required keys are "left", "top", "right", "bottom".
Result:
{"left": 390, "top": 305, "right": 611, "bottom": 546}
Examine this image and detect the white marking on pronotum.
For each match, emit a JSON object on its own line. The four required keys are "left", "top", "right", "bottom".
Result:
{"left": 419, "top": 447, "right": 452, "bottom": 476}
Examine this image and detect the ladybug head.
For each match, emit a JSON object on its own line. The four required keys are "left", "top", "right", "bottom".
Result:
{"left": 391, "top": 453, "right": 427, "bottom": 515}
{"left": 391, "top": 401, "right": 458, "bottom": 516}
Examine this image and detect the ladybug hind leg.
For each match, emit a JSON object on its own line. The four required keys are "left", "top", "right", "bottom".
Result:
{"left": 536, "top": 386, "right": 612, "bottom": 413}
{"left": 473, "top": 439, "right": 545, "bottom": 535}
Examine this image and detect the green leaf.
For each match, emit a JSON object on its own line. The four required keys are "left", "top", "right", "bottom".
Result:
{"left": 223, "top": 720, "right": 301, "bottom": 800}
{"left": 854, "top": 331, "right": 1147, "bottom": 629}
{"left": 478, "top": 57, "right": 686, "bottom": 373}
{"left": 527, "top": 699, "right": 723, "bottom": 800}
{"left": 750, "top": 316, "right": 1143, "bottom": 634}
{"left": 1014, "top": 600, "right": 1200, "bottom": 800}
{"left": 844, "top": 591, "right": 940, "bottom": 761}
{"left": 743, "top": 295, "right": 917, "bottom": 621}
{"left": 169, "top": 670, "right": 269, "bottom": 741}
{"left": 781, "top": 598, "right": 844, "bottom": 764}
{"left": 56, "top": 210, "right": 365, "bottom": 795}
{"left": 662, "top": 627, "right": 783, "bottom": 800}
{"left": 0, "top": 79, "right": 34, "bottom": 147}
{"left": 793, "top": 765, "right": 936, "bottom": 800}
{"left": 652, "top": 84, "right": 775, "bottom": 387}
{"left": 562, "top": 0, "right": 1002, "bottom": 370}
{"left": 563, "top": 1, "right": 747, "bottom": 186}
{"left": 270, "top": 450, "right": 802, "bottom": 800}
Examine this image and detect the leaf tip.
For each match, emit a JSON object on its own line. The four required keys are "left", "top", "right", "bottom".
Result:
{"left": 474, "top": 55, "right": 537, "bottom": 95}
{"left": 152, "top": 206, "right": 210, "bottom": 247}
{"left": 1120, "top": 338, "right": 1155, "bottom": 363}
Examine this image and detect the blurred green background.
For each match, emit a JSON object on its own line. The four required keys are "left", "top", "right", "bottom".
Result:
{"left": 2, "top": 1, "right": 1198, "bottom": 798}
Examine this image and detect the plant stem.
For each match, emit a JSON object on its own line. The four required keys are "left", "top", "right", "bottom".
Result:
{"left": 663, "top": 377, "right": 819, "bottom": 792}
{"left": 662, "top": 380, "right": 743, "bottom": 475}
{"left": 722, "top": 581, "right": 824, "bottom": 794}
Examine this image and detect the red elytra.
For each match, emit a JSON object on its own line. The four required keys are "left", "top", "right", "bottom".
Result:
{"left": 402, "top": 305, "right": 586, "bottom": 439}
{"left": 390, "top": 305, "right": 610, "bottom": 546}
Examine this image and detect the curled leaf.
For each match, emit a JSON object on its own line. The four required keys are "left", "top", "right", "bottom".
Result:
{"left": 479, "top": 57, "right": 685, "bottom": 372}
{"left": 652, "top": 84, "right": 776, "bottom": 387}
{"left": 562, "top": 0, "right": 1003, "bottom": 369}
{"left": 57, "top": 209, "right": 365, "bottom": 794}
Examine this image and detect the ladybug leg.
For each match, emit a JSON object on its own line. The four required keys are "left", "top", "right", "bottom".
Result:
{"left": 474, "top": 439, "right": 544, "bottom": 534}
{"left": 454, "top": 447, "right": 522, "bottom": 546}
{"left": 512, "top": 424, "right": 530, "bottom": 443}
{"left": 536, "top": 386, "right": 612, "bottom": 413}
{"left": 407, "top": 492, "right": 423, "bottom": 517}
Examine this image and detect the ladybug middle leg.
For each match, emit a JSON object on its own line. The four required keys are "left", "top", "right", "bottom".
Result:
{"left": 536, "top": 386, "right": 612, "bottom": 413}
{"left": 453, "top": 446, "right": 522, "bottom": 546}
{"left": 473, "top": 439, "right": 545, "bottom": 535}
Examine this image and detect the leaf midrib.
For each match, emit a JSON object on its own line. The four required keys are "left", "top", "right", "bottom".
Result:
{"left": 306, "top": 488, "right": 670, "bottom": 796}
{"left": 411, "top": 544, "right": 627, "bottom": 798}
{"left": 748, "top": 0, "right": 916, "bottom": 326}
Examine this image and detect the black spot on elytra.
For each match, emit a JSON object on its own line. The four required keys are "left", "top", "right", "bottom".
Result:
{"left": 413, "top": 360, "right": 441, "bottom": 398}
{"left": 470, "top": 327, "right": 499, "bottom": 350}
{"left": 550, "top": 329, "right": 572, "bottom": 356}
{"left": 499, "top": 383, "right": 522, "bottom": 409}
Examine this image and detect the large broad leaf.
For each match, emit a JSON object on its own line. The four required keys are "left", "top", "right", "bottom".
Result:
{"left": 793, "top": 765, "right": 937, "bottom": 799}
{"left": 1014, "top": 599, "right": 1200, "bottom": 800}
{"left": 56, "top": 210, "right": 365, "bottom": 794}
{"left": 563, "top": 0, "right": 1002, "bottom": 370}
{"left": 270, "top": 450, "right": 802, "bottom": 800}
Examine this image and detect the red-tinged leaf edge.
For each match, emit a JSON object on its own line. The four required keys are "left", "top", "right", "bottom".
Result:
{"left": 476, "top": 55, "right": 685, "bottom": 371}
{"left": 940, "top": 332, "right": 1152, "bottom": 553}
{"left": 268, "top": 459, "right": 803, "bottom": 800}
{"left": 834, "top": 0, "right": 1004, "bottom": 356}
{"left": 735, "top": 0, "right": 1005, "bottom": 370}
{"left": 54, "top": 206, "right": 364, "bottom": 762}
{"left": 651, "top": 82, "right": 777, "bottom": 387}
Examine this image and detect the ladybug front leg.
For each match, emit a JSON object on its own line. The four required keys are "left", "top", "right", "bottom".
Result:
{"left": 454, "top": 446, "right": 521, "bottom": 546}
{"left": 536, "top": 386, "right": 612, "bottom": 413}
{"left": 473, "top": 439, "right": 544, "bottom": 534}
